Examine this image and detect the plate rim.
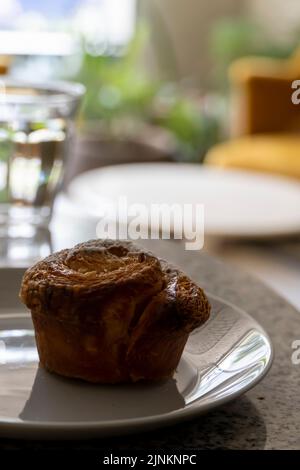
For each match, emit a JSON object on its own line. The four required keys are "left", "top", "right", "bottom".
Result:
{"left": 0, "top": 293, "right": 274, "bottom": 435}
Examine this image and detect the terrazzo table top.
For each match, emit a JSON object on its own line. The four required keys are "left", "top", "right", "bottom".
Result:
{"left": 1, "top": 239, "right": 299, "bottom": 450}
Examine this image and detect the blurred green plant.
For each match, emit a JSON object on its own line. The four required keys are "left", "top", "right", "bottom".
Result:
{"left": 73, "top": 29, "right": 221, "bottom": 162}
{"left": 210, "top": 17, "right": 300, "bottom": 90}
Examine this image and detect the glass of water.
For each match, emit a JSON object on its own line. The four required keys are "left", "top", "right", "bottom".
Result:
{"left": 0, "top": 78, "right": 84, "bottom": 265}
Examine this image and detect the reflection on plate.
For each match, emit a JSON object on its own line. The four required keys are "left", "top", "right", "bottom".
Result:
{"left": 0, "top": 289, "right": 273, "bottom": 440}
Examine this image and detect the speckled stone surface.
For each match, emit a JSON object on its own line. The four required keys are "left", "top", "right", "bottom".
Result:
{"left": 1, "top": 239, "right": 300, "bottom": 450}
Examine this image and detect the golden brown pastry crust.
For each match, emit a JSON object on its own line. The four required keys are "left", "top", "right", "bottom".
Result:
{"left": 20, "top": 239, "right": 211, "bottom": 383}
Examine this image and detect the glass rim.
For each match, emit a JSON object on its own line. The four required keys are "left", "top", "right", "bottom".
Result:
{"left": 0, "top": 77, "right": 85, "bottom": 106}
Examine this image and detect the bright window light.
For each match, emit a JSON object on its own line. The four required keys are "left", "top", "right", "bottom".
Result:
{"left": 0, "top": 0, "right": 137, "bottom": 55}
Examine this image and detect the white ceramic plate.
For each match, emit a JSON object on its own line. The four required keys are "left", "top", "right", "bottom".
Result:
{"left": 0, "top": 268, "right": 273, "bottom": 440}
{"left": 68, "top": 163, "right": 300, "bottom": 238}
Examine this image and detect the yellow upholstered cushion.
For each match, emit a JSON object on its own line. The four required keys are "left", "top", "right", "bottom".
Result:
{"left": 205, "top": 134, "right": 300, "bottom": 180}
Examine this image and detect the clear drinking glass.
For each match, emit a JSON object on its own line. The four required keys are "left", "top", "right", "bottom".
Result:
{"left": 0, "top": 78, "right": 84, "bottom": 266}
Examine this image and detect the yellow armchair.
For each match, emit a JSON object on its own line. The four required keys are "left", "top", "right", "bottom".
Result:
{"left": 205, "top": 49, "right": 300, "bottom": 180}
